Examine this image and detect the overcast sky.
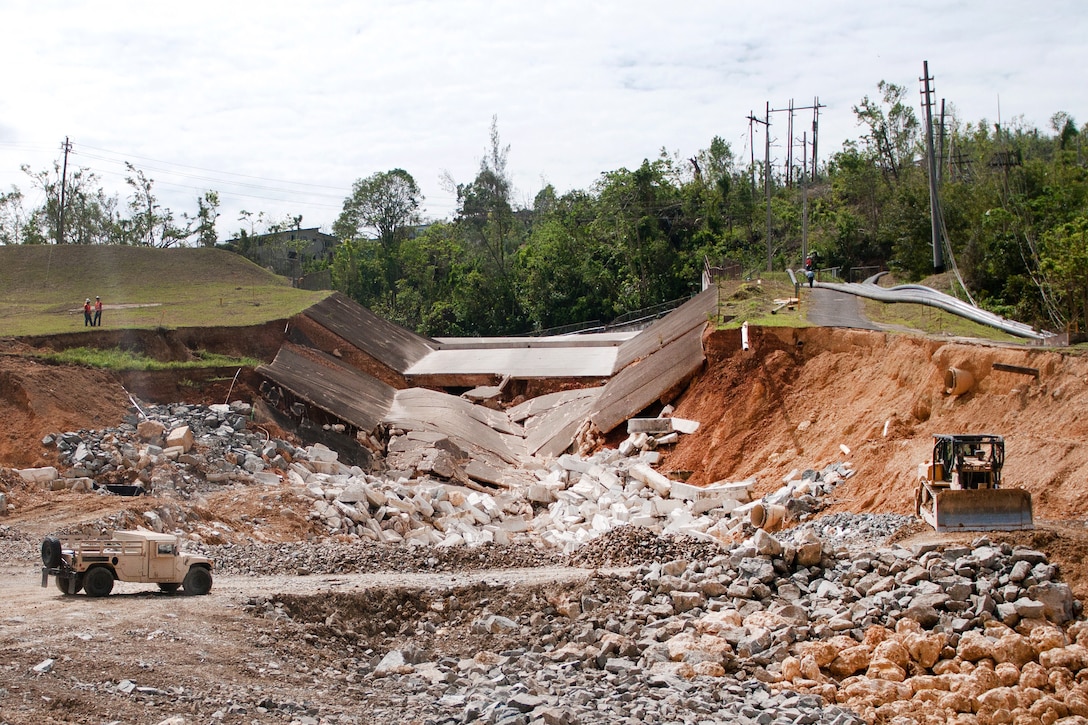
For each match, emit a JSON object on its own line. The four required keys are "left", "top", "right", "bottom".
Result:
{"left": 2, "top": 1, "right": 1085, "bottom": 239}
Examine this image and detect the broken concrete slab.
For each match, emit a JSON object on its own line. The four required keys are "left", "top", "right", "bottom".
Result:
{"left": 627, "top": 418, "right": 673, "bottom": 434}
{"left": 628, "top": 464, "right": 673, "bottom": 497}
{"left": 16, "top": 466, "right": 58, "bottom": 485}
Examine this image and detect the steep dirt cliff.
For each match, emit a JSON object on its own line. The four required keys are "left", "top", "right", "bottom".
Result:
{"left": 662, "top": 326, "right": 1088, "bottom": 522}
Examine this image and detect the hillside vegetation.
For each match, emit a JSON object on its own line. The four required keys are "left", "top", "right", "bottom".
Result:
{"left": 0, "top": 246, "right": 328, "bottom": 336}
{"left": 5, "top": 91, "right": 1084, "bottom": 340}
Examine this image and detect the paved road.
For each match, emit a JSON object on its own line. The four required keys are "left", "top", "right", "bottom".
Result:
{"left": 806, "top": 278, "right": 1049, "bottom": 340}
{"left": 805, "top": 285, "right": 882, "bottom": 330}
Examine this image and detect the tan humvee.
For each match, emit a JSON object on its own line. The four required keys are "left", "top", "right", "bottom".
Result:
{"left": 41, "top": 529, "right": 214, "bottom": 597}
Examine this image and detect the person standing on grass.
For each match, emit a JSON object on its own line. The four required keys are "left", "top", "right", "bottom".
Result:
{"left": 83, "top": 298, "right": 92, "bottom": 327}
{"left": 93, "top": 296, "right": 102, "bottom": 327}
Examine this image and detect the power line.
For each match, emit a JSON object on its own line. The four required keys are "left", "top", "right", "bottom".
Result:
{"left": 74, "top": 143, "right": 349, "bottom": 192}
{"left": 71, "top": 152, "right": 350, "bottom": 203}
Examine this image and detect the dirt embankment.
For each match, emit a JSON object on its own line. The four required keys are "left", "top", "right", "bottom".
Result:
{"left": 0, "top": 320, "right": 285, "bottom": 467}
{"left": 19, "top": 320, "right": 288, "bottom": 363}
{"left": 3, "top": 324, "right": 1087, "bottom": 524}
{"left": 663, "top": 327, "right": 1088, "bottom": 523}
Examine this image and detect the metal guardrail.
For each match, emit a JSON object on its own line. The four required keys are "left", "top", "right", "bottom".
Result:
{"left": 518, "top": 295, "right": 694, "bottom": 337}
{"left": 826, "top": 280, "right": 1050, "bottom": 340}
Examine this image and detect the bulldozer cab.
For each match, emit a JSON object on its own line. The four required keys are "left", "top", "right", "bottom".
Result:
{"left": 931, "top": 434, "right": 1004, "bottom": 490}
{"left": 917, "top": 433, "right": 1032, "bottom": 532}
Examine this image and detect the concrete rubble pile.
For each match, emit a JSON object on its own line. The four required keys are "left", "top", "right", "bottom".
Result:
{"left": 17, "top": 406, "right": 855, "bottom": 554}
{"left": 27, "top": 401, "right": 280, "bottom": 494}
{"left": 239, "top": 523, "right": 1088, "bottom": 724}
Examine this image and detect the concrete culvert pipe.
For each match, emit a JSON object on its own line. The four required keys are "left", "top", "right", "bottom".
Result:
{"left": 944, "top": 367, "right": 975, "bottom": 396}
{"left": 750, "top": 502, "right": 786, "bottom": 532}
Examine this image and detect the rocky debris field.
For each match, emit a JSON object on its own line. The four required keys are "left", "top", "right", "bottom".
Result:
{"left": 6, "top": 322, "right": 1088, "bottom": 722}
{"left": 6, "top": 513, "right": 1088, "bottom": 724}
{"left": 226, "top": 517, "right": 1086, "bottom": 725}
{"left": 12, "top": 401, "right": 855, "bottom": 558}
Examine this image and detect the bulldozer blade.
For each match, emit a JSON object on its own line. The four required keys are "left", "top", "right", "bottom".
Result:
{"left": 931, "top": 489, "right": 1033, "bottom": 532}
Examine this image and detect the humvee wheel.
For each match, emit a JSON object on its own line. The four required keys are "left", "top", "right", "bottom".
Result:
{"left": 41, "top": 537, "right": 62, "bottom": 568}
{"left": 183, "top": 567, "right": 212, "bottom": 596}
{"left": 158, "top": 583, "right": 180, "bottom": 594}
{"left": 84, "top": 567, "right": 114, "bottom": 597}
{"left": 55, "top": 574, "right": 83, "bottom": 595}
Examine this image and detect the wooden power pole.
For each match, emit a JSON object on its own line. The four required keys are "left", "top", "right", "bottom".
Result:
{"left": 920, "top": 61, "right": 944, "bottom": 272}
{"left": 58, "top": 137, "right": 71, "bottom": 245}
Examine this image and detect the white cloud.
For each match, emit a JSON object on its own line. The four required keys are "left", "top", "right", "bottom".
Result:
{"left": 1, "top": 0, "right": 1085, "bottom": 237}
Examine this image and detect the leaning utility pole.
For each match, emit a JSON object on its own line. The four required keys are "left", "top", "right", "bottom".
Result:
{"left": 801, "top": 131, "right": 809, "bottom": 265}
{"left": 786, "top": 99, "right": 794, "bottom": 187}
{"left": 747, "top": 107, "right": 772, "bottom": 271}
{"left": 759, "top": 98, "right": 825, "bottom": 271}
{"left": 58, "top": 137, "right": 71, "bottom": 245}
{"left": 920, "top": 61, "right": 944, "bottom": 272}
{"left": 763, "top": 102, "right": 773, "bottom": 272}
{"left": 748, "top": 115, "right": 757, "bottom": 195}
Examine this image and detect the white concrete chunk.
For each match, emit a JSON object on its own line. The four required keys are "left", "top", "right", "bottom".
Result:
{"left": 628, "top": 463, "right": 673, "bottom": 497}
{"left": 669, "top": 417, "right": 700, "bottom": 434}
{"left": 556, "top": 454, "right": 593, "bottom": 473}
{"left": 251, "top": 472, "right": 282, "bottom": 486}
{"left": 527, "top": 483, "right": 557, "bottom": 504}
{"left": 627, "top": 418, "right": 673, "bottom": 433}
{"left": 17, "top": 467, "right": 58, "bottom": 484}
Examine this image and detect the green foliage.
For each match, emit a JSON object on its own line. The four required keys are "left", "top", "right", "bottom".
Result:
{"left": 11, "top": 158, "right": 225, "bottom": 247}
{"left": 1039, "top": 215, "right": 1088, "bottom": 328}
{"left": 9, "top": 83, "right": 1085, "bottom": 338}
{"left": 852, "top": 81, "right": 920, "bottom": 182}
{"left": 334, "top": 169, "right": 422, "bottom": 251}
{"left": 35, "top": 346, "right": 263, "bottom": 371}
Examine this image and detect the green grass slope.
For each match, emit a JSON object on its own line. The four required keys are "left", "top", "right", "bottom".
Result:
{"left": 0, "top": 246, "right": 330, "bottom": 336}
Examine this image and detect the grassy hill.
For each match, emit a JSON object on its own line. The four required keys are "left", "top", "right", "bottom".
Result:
{"left": 0, "top": 246, "right": 330, "bottom": 336}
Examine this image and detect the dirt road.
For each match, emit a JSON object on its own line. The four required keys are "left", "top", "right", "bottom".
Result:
{"left": 0, "top": 561, "right": 619, "bottom": 725}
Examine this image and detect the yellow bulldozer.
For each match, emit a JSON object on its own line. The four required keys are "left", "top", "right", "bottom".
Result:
{"left": 915, "top": 434, "right": 1033, "bottom": 532}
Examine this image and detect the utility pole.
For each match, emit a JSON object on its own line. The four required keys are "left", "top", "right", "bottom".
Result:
{"left": 801, "top": 131, "right": 809, "bottom": 265}
{"left": 58, "top": 137, "right": 71, "bottom": 245}
{"left": 786, "top": 99, "right": 794, "bottom": 187}
{"left": 920, "top": 61, "right": 944, "bottom": 272}
{"left": 938, "top": 99, "right": 946, "bottom": 186}
{"left": 764, "top": 102, "right": 772, "bottom": 272}
{"left": 747, "top": 108, "right": 771, "bottom": 270}
{"left": 748, "top": 115, "right": 756, "bottom": 198}
{"left": 765, "top": 98, "right": 825, "bottom": 270}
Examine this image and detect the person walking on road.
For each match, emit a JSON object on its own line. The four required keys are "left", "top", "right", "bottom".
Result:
{"left": 93, "top": 296, "right": 102, "bottom": 327}
{"left": 83, "top": 298, "right": 92, "bottom": 327}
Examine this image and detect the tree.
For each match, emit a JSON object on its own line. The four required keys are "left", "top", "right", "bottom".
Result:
{"left": 333, "top": 169, "right": 422, "bottom": 249}
{"left": 185, "top": 191, "right": 221, "bottom": 248}
{"left": 330, "top": 237, "right": 385, "bottom": 308}
{"left": 456, "top": 116, "right": 518, "bottom": 277}
{"left": 591, "top": 159, "right": 689, "bottom": 309}
{"left": 853, "top": 81, "right": 920, "bottom": 182}
{"left": 1039, "top": 216, "right": 1088, "bottom": 330}
{"left": 124, "top": 163, "right": 188, "bottom": 247}
{"left": 333, "top": 169, "right": 423, "bottom": 311}
{"left": 516, "top": 189, "right": 614, "bottom": 331}
{"left": 0, "top": 188, "right": 29, "bottom": 245}
{"left": 395, "top": 222, "right": 468, "bottom": 333}
{"left": 1050, "top": 112, "right": 1079, "bottom": 151}
{"left": 21, "top": 162, "right": 118, "bottom": 245}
